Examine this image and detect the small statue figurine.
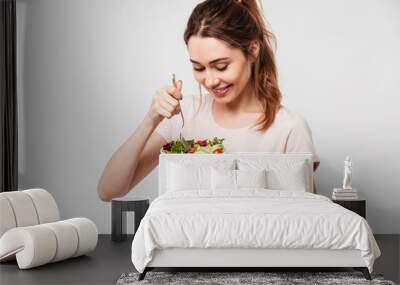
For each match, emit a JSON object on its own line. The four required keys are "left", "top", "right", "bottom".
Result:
{"left": 342, "top": 156, "right": 353, "bottom": 190}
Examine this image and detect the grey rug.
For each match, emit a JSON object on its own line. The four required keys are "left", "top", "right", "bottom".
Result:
{"left": 116, "top": 271, "right": 396, "bottom": 285}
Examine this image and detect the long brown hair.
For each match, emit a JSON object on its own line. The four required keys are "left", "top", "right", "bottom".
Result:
{"left": 184, "top": 0, "right": 282, "bottom": 132}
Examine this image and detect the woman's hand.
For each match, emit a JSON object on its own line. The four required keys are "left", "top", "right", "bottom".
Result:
{"left": 147, "top": 78, "right": 183, "bottom": 125}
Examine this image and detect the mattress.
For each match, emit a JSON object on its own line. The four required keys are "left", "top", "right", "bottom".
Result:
{"left": 131, "top": 189, "right": 381, "bottom": 273}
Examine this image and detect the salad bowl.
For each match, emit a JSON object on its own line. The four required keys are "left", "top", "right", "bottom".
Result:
{"left": 160, "top": 137, "right": 225, "bottom": 154}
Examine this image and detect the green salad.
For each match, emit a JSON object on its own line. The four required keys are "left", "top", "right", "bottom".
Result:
{"left": 162, "top": 137, "right": 225, "bottom": 154}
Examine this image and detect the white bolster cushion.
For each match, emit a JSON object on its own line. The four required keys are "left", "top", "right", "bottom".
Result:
{"left": 0, "top": 191, "right": 39, "bottom": 227}
{"left": 0, "top": 225, "right": 57, "bottom": 268}
{"left": 63, "top": 218, "right": 98, "bottom": 257}
{"left": 23, "top": 188, "right": 60, "bottom": 223}
{"left": 0, "top": 189, "right": 60, "bottom": 237}
{"left": 0, "top": 218, "right": 98, "bottom": 269}
{"left": 41, "top": 221, "right": 79, "bottom": 262}
{"left": 0, "top": 196, "right": 17, "bottom": 237}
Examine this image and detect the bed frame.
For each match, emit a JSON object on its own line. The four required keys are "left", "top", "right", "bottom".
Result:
{"left": 139, "top": 248, "right": 371, "bottom": 280}
{"left": 138, "top": 153, "right": 372, "bottom": 281}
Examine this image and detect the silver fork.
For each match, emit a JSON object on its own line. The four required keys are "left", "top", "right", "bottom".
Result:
{"left": 172, "top": 74, "right": 190, "bottom": 152}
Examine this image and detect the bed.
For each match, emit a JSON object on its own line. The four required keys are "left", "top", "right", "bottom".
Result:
{"left": 130, "top": 153, "right": 381, "bottom": 281}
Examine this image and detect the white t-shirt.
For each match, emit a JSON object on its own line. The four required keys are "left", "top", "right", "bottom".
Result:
{"left": 155, "top": 93, "right": 320, "bottom": 164}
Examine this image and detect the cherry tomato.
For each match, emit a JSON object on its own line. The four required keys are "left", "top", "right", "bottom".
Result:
{"left": 196, "top": 140, "right": 208, "bottom": 147}
{"left": 212, "top": 149, "right": 223, "bottom": 154}
{"left": 188, "top": 147, "right": 196, "bottom": 153}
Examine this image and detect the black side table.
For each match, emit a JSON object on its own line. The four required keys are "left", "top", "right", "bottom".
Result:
{"left": 332, "top": 199, "right": 366, "bottom": 219}
{"left": 111, "top": 197, "right": 149, "bottom": 242}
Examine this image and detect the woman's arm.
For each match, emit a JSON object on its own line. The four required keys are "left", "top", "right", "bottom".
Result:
{"left": 97, "top": 115, "right": 165, "bottom": 202}
{"left": 97, "top": 81, "right": 183, "bottom": 202}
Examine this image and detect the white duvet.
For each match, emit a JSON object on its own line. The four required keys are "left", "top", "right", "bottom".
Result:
{"left": 131, "top": 189, "right": 381, "bottom": 273}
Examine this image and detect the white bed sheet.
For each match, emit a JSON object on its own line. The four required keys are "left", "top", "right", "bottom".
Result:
{"left": 131, "top": 189, "right": 380, "bottom": 273}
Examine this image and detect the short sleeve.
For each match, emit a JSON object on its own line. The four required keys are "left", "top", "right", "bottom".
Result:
{"left": 285, "top": 114, "right": 320, "bottom": 164}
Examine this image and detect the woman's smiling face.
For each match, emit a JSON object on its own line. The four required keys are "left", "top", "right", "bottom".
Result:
{"left": 187, "top": 36, "right": 255, "bottom": 103}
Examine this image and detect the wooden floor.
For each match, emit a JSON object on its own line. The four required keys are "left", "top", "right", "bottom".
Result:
{"left": 0, "top": 234, "right": 398, "bottom": 285}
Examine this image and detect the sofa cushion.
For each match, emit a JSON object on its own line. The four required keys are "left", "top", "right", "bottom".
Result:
{"left": 0, "top": 189, "right": 60, "bottom": 238}
{"left": 0, "top": 218, "right": 97, "bottom": 269}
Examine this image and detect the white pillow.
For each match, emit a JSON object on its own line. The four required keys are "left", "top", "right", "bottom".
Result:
{"left": 210, "top": 168, "right": 267, "bottom": 190}
{"left": 265, "top": 162, "right": 307, "bottom": 191}
{"left": 237, "top": 159, "right": 310, "bottom": 192}
{"left": 166, "top": 162, "right": 209, "bottom": 191}
{"left": 166, "top": 159, "right": 235, "bottom": 192}
{"left": 236, "top": 169, "right": 267, "bottom": 189}
{"left": 211, "top": 168, "right": 236, "bottom": 190}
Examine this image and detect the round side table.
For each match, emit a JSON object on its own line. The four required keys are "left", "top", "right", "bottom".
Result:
{"left": 111, "top": 197, "right": 149, "bottom": 242}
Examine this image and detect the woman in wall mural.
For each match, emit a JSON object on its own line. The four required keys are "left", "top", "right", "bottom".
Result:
{"left": 97, "top": 0, "right": 320, "bottom": 202}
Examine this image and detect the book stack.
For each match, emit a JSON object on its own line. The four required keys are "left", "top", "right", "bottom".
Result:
{"left": 332, "top": 188, "right": 358, "bottom": 200}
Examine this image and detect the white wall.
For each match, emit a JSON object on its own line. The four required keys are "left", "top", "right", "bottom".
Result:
{"left": 16, "top": 0, "right": 400, "bottom": 234}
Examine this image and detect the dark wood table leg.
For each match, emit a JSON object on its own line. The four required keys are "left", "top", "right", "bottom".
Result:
{"left": 112, "top": 201, "right": 127, "bottom": 241}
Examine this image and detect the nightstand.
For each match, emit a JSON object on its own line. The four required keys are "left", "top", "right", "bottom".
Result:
{"left": 111, "top": 197, "right": 150, "bottom": 242}
{"left": 332, "top": 199, "right": 366, "bottom": 219}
